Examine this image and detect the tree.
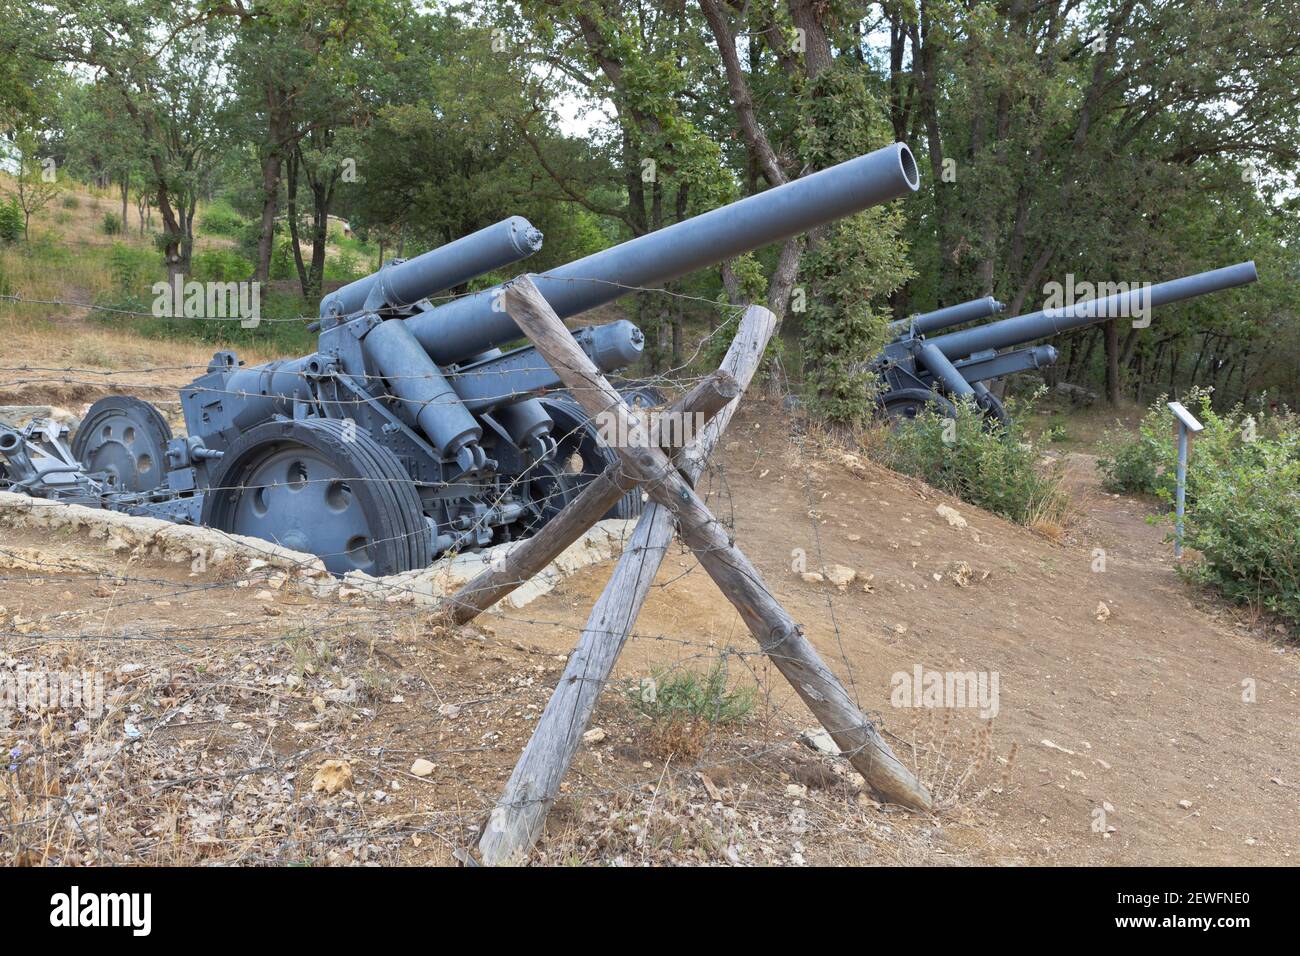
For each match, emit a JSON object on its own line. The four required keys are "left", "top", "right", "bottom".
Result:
{"left": 881, "top": 0, "right": 1300, "bottom": 405}
{"left": 4, "top": 128, "right": 61, "bottom": 239}
{"left": 18, "top": 0, "right": 232, "bottom": 278}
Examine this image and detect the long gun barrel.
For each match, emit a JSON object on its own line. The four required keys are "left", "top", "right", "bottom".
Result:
{"left": 319, "top": 216, "right": 544, "bottom": 318}
{"left": 406, "top": 143, "right": 921, "bottom": 364}
{"left": 928, "top": 261, "right": 1258, "bottom": 359}
{"left": 888, "top": 296, "right": 1004, "bottom": 338}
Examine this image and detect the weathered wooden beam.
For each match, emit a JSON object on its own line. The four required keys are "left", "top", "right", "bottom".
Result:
{"left": 477, "top": 301, "right": 777, "bottom": 866}
{"left": 478, "top": 280, "right": 930, "bottom": 866}
{"left": 445, "top": 369, "right": 740, "bottom": 624}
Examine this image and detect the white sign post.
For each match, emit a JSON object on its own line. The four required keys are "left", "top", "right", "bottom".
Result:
{"left": 1167, "top": 401, "right": 1204, "bottom": 558}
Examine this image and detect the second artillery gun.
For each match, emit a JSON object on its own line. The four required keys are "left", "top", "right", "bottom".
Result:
{"left": 873, "top": 261, "right": 1259, "bottom": 422}
{"left": 1, "top": 144, "right": 922, "bottom": 577}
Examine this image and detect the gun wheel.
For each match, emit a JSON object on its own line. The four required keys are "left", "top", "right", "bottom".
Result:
{"left": 540, "top": 396, "right": 644, "bottom": 520}
{"left": 72, "top": 396, "right": 173, "bottom": 492}
{"left": 202, "top": 419, "right": 431, "bottom": 576}
{"left": 880, "top": 388, "right": 956, "bottom": 423}
{"left": 522, "top": 459, "right": 579, "bottom": 535}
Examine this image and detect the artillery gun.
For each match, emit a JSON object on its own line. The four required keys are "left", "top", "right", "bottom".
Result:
{"left": 1, "top": 143, "right": 922, "bottom": 576}
{"left": 873, "top": 261, "right": 1259, "bottom": 422}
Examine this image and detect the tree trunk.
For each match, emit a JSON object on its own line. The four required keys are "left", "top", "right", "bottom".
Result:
{"left": 1104, "top": 317, "right": 1120, "bottom": 405}
{"left": 255, "top": 148, "right": 283, "bottom": 284}
{"left": 286, "top": 151, "right": 308, "bottom": 291}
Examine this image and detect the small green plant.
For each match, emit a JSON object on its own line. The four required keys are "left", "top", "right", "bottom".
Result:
{"left": 199, "top": 202, "right": 247, "bottom": 238}
{"left": 191, "top": 248, "right": 253, "bottom": 282}
{"left": 628, "top": 662, "right": 756, "bottom": 760}
{"left": 101, "top": 211, "right": 123, "bottom": 235}
{"left": 1041, "top": 415, "right": 1070, "bottom": 443}
{"left": 91, "top": 242, "right": 159, "bottom": 317}
{"left": 107, "top": 242, "right": 156, "bottom": 292}
{"left": 874, "top": 392, "right": 1072, "bottom": 529}
{"left": 61, "top": 194, "right": 80, "bottom": 209}
{"left": 270, "top": 234, "right": 296, "bottom": 280}
{"left": 325, "top": 247, "right": 362, "bottom": 282}
{"left": 0, "top": 199, "right": 22, "bottom": 243}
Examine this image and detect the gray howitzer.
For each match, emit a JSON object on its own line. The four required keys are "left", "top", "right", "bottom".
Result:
{"left": 872, "top": 261, "right": 1259, "bottom": 422}
{"left": 2, "top": 143, "right": 921, "bottom": 576}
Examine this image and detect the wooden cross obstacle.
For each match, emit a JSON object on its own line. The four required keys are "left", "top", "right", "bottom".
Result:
{"left": 448, "top": 276, "right": 932, "bottom": 865}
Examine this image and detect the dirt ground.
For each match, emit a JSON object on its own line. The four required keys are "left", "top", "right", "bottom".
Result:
{"left": 1, "top": 388, "right": 1295, "bottom": 866}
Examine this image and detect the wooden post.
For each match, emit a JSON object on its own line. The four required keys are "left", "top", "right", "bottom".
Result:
{"left": 478, "top": 281, "right": 930, "bottom": 865}
{"left": 446, "top": 370, "right": 740, "bottom": 624}
{"left": 478, "top": 302, "right": 777, "bottom": 865}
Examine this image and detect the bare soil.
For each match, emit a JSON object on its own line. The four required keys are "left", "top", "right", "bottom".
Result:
{"left": 2, "top": 390, "right": 1295, "bottom": 866}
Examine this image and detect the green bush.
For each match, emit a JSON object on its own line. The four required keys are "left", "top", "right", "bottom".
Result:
{"left": 101, "top": 211, "right": 123, "bottom": 235}
{"left": 874, "top": 393, "right": 1071, "bottom": 527}
{"left": 191, "top": 248, "right": 253, "bottom": 283}
{"left": 1184, "top": 443, "right": 1300, "bottom": 628}
{"left": 270, "top": 234, "right": 296, "bottom": 280}
{"left": 0, "top": 199, "right": 22, "bottom": 242}
{"left": 627, "top": 662, "right": 755, "bottom": 759}
{"left": 61, "top": 194, "right": 80, "bottom": 209}
{"left": 106, "top": 242, "right": 158, "bottom": 295}
{"left": 1097, "top": 389, "right": 1300, "bottom": 631}
{"left": 199, "top": 202, "right": 247, "bottom": 238}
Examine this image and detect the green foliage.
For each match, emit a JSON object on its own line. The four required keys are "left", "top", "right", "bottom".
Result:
{"left": 1096, "top": 390, "right": 1300, "bottom": 630}
{"left": 106, "top": 242, "right": 157, "bottom": 294}
{"left": 199, "top": 202, "right": 247, "bottom": 238}
{"left": 115, "top": 287, "right": 316, "bottom": 355}
{"left": 794, "top": 65, "right": 913, "bottom": 426}
{"left": 60, "top": 194, "right": 79, "bottom": 210}
{"left": 876, "top": 395, "right": 1071, "bottom": 527}
{"left": 191, "top": 248, "right": 252, "bottom": 282}
{"left": 627, "top": 662, "right": 756, "bottom": 756}
{"left": 324, "top": 247, "right": 362, "bottom": 282}
{"left": 270, "top": 234, "right": 295, "bottom": 281}
{"left": 0, "top": 199, "right": 22, "bottom": 243}
{"left": 1181, "top": 441, "right": 1300, "bottom": 631}
{"left": 101, "top": 211, "right": 122, "bottom": 235}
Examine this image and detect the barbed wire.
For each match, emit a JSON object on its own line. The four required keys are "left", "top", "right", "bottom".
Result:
{"left": 0, "top": 285, "right": 988, "bottom": 867}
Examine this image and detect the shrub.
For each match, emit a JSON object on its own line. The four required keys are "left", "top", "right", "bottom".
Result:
{"left": 0, "top": 200, "right": 22, "bottom": 242}
{"left": 199, "top": 202, "right": 247, "bottom": 238}
{"left": 874, "top": 393, "right": 1072, "bottom": 528}
{"left": 106, "top": 242, "right": 158, "bottom": 296}
{"left": 61, "top": 194, "right": 80, "bottom": 209}
{"left": 325, "top": 247, "right": 362, "bottom": 282}
{"left": 628, "top": 662, "right": 755, "bottom": 760}
{"left": 101, "top": 212, "right": 123, "bottom": 235}
{"left": 191, "top": 248, "right": 253, "bottom": 283}
{"left": 1098, "top": 389, "right": 1300, "bottom": 631}
{"left": 1183, "top": 442, "right": 1300, "bottom": 628}
{"left": 270, "top": 234, "right": 296, "bottom": 280}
